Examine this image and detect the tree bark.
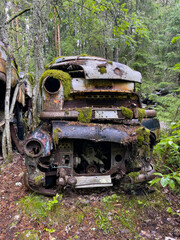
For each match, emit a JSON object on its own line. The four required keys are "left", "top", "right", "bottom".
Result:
{"left": 58, "top": 23, "right": 61, "bottom": 56}
{"left": 0, "top": 0, "right": 13, "bottom": 160}
{"left": 5, "top": 48, "right": 13, "bottom": 159}
{"left": 32, "top": 0, "right": 52, "bottom": 130}
{"left": 54, "top": 8, "right": 57, "bottom": 55}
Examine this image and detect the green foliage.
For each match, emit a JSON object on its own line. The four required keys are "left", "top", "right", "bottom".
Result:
{"left": 152, "top": 121, "right": 180, "bottom": 193}
{"left": 150, "top": 171, "right": 180, "bottom": 190}
{"left": 16, "top": 230, "right": 39, "bottom": 240}
{"left": 19, "top": 193, "right": 62, "bottom": 220}
{"left": 171, "top": 36, "right": 180, "bottom": 44}
{"left": 157, "top": 82, "right": 170, "bottom": 89}
{"left": 173, "top": 62, "right": 180, "bottom": 70}
{"left": 39, "top": 69, "right": 71, "bottom": 99}
{"left": 94, "top": 208, "right": 113, "bottom": 234}
{"left": 43, "top": 228, "right": 56, "bottom": 233}
{"left": 149, "top": 94, "right": 180, "bottom": 122}
{"left": 76, "top": 107, "right": 92, "bottom": 123}
{"left": 120, "top": 107, "right": 133, "bottom": 119}
{"left": 102, "top": 194, "right": 119, "bottom": 209}
{"left": 153, "top": 121, "right": 180, "bottom": 170}
{"left": 47, "top": 194, "right": 62, "bottom": 211}
{"left": 166, "top": 207, "right": 180, "bottom": 216}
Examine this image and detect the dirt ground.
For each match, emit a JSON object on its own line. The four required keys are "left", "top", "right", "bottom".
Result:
{"left": 0, "top": 152, "right": 179, "bottom": 240}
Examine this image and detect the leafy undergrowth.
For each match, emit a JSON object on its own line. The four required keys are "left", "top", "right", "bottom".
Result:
{"left": 148, "top": 93, "right": 180, "bottom": 123}
{"left": 0, "top": 153, "right": 179, "bottom": 240}
{"left": 13, "top": 188, "right": 180, "bottom": 240}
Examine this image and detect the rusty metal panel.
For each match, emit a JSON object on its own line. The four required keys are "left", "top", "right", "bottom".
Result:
{"left": 42, "top": 81, "right": 64, "bottom": 111}
{"left": 51, "top": 56, "right": 142, "bottom": 83}
{"left": 26, "top": 127, "right": 52, "bottom": 156}
{"left": 40, "top": 110, "right": 79, "bottom": 119}
{"left": 0, "top": 42, "right": 19, "bottom": 87}
{"left": 71, "top": 78, "right": 135, "bottom": 92}
{"left": 95, "top": 110, "right": 118, "bottom": 119}
{"left": 52, "top": 121, "right": 128, "bottom": 143}
{"left": 75, "top": 175, "right": 112, "bottom": 188}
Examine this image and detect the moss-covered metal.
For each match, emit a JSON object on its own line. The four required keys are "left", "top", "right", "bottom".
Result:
{"left": 34, "top": 174, "right": 44, "bottom": 185}
{"left": 98, "top": 66, "right": 107, "bottom": 74}
{"left": 128, "top": 171, "right": 140, "bottom": 182}
{"left": 39, "top": 69, "right": 71, "bottom": 99}
{"left": 28, "top": 73, "right": 35, "bottom": 88}
{"left": 120, "top": 107, "right": 133, "bottom": 119}
{"left": 53, "top": 128, "right": 62, "bottom": 146}
{"left": 76, "top": 107, "right": 92, "bottom": 123}
{"left": 136, "top": 127, "right": 150, "bottom": 157}
{"left": 138, "top": 108, "right": 146, "bottom": 122}
{"left": 78, "top": 53, "right": 88, "bottom": 57}
{"left": 45, "top": 56, "right": 66, "bottom": 69}
{"left": 136, "top": 127, "right": 150, "bottom": 146}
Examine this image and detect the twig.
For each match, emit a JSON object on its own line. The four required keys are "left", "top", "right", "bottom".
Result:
{"left": 6, "top": 8, "right": 31, "bottom": 25}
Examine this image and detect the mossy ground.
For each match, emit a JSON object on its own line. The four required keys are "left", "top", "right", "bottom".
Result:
{"left": 1, "top": 153, "right": 179, "bottom": 240}
{"left": 15, "top": 186, "right": 178, "bottom": 240}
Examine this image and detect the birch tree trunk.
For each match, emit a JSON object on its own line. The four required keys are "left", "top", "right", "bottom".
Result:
{"left": 0, "top": 0, "right": 13, "bottom": 161}
{"left": 5, "top": 47, "right": 13, "bottom": 160}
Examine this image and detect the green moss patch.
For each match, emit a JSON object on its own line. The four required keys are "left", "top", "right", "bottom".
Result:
{"left": 138, "top": 108, "right": 146, "bottom": 122}
{"left": 76, "top": 108, "right": 92, "bottom": 123}
{"left": 108, "top": 61, "right": 113, "bottom": 65}
{"left": 128, "top": 172, "right": 140, "bottom": 182}
{"left": 136, "top": 127, "right": 150, "bottom": 146}
{"left": 39, "top": 69, "right": 71, "bottom": 99}
{"left": 136, "top": 127, "right": 151, "bottom": 161}
{"left": 34, "top": 175, "right": 44, "bottom": 185}
{"left": 28, "top": 73, "right": 35, "bottom": 87}
{"left": 79, "top": 53, "right": 88, "bottom": 57}
{"left": 45, "top": 56, "right": 66, "bottom": 70}
{"left": 98, "top": 66, "right": 107, "bottom": 74}
{"left": 53, "top": 128, "right": 62, "bottom": 146}
{"left": 50, "top": 56, "right": 66, "bottom": 65}
{"left": 120, "top": 107, "right": 133, "bottom": 119}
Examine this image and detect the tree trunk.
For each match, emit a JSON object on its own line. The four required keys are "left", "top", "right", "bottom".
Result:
{"left": 54, "top": 8, "right": 57, "bottom": 55}
{"left": 32, "top": 0, "right": 52, "bottom": 130}
{"left": 0, "top": 0, "right": 13, "bottom": 161}
{"left": 5, "top": 49, "right": 13, "bottom": 159}
{"left": 113, "top": 47, "right": 119, "bottom": 62}
{"left": 58, "top": 23, "right": 61, "bottom": 56}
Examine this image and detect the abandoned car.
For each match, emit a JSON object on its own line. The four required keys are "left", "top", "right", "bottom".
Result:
{"left": 24, "top": 56, "right": 160, "bottom": 196}
{"left": 0, "top": 41, "right": 26, "bottom": 154}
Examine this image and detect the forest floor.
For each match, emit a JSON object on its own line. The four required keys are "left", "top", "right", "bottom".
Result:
{"left": 0, "top": 152, "right": 179, "bottom": 240}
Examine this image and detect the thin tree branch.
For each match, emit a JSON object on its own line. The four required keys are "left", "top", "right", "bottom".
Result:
{"left": 6, "top": 8, "right": 31, "bottom": 25}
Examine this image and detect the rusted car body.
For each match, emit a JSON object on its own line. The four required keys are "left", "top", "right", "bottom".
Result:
{"left": 0, "top": 41, "right": 25, "bottom": 152}
{"left": 24, "top": 56, "right": 160, "bottom": 196}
